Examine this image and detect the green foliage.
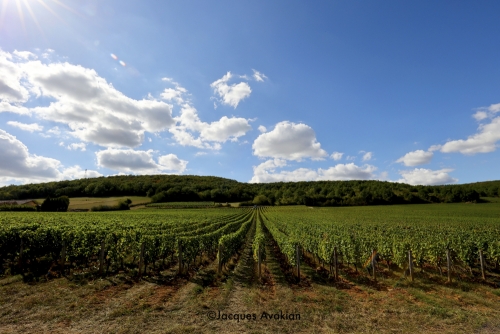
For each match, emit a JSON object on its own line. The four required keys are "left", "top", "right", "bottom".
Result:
{"left": 253, "top": 195, "right": 270, "bottom": 205}
{"left": 0, "top": 208, "right": 253, "bottom": 277}
{"left": 252, "top": 212, "right": 266, "bottom": 262}
{"left": 0, "top": 205, "right": 37, "bottom": 212}
{"left": 41, "top": 196, "right": 69, "bottom": 212}
{"left": 261, "top": 204, "right": 500, "bottom": 272}
{"left": 0, "top": 175, "right": 495, "bottom": 207}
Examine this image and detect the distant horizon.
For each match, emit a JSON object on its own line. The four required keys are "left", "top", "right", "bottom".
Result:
{"left": 1, "top": 173, "right": 499, "bottom": 189}
{"left": 1, "top": 1, "right": 499, "bottom": 186}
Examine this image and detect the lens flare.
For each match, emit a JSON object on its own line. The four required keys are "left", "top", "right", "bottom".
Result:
{"left": 110, "top": 53, "right": 118, "bottom": 60}
{"left": 119, "top": 60, "right": 126, "bottom": 67}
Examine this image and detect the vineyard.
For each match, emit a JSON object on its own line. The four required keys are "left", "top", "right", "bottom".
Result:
{"left": 261, "top": 204, "right": 500, "bottom": 283}
{"left": 1, "top": 202, "right": 500, "bottom": 333}
{"left": 0, "top": 208, "right": 253, "bottom": 279}
{"left": 1, "top": 202, "right": 500, "bottom": 285}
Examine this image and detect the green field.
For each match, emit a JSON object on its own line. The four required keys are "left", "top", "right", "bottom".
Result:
{"left": 32, "top": 196, "right": 152, "bottom": 210}
{"left": 1, "top": 202, "right": 500, "bottom": 333}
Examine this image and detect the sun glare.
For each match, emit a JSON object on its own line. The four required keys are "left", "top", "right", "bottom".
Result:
{"left": 0, "top": 0, "right": 80, "bottom": 37}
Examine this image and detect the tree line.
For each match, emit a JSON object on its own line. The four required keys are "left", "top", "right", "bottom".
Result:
{"left": 0, "top": 175, "right": 498, "bottom": 206}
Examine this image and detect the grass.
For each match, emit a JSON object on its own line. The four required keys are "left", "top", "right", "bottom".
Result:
{"left": 3, "top": 249, "right": 499, "bottom": 333}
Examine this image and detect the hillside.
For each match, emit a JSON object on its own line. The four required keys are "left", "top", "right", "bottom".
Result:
{"left": 0, "top": 175, "right": 499, "bottom": 206}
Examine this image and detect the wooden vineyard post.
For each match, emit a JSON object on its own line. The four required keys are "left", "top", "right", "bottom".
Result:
{"left": 446, "top": 249, "right": 452, "bottom": 283}
{"left": 18, "top": 239, "right": 24, "bottom": 271}
{"left": 138, "top": 242, "right": 145, "bottom": 278}
{"left": 178, "top": 240, "right": 183, "bottom": 275}
{"left": 258, "top": 244, "right": 262, "bottom": 279}
{"left": 334, "top": 247, "right": 339, "bottom": 281}
{"left": 296, "top": 244, "right": 301, "bottom": 283}
{"left": 372, "top": 249, "right": 376, "bottom": 282}
{"left": 99, "top": 240, "right": 105, "bottom": 276}
{"left": 408, "top": 250, "right": 414, "bottom": 282}
{"left": 217, "top": 244, "right": 223, "bottom": 274}
{"left": 60, "top": 241, "right": 66, "bottom": 275}
{"left": 479, "top": 249, "right": 486, "bottom": 281}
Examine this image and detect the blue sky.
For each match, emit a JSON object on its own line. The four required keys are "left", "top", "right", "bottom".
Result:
{"left": 1, "top": 0, "right": 499, "bottom": 186}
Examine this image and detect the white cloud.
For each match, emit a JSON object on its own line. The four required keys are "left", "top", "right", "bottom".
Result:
{"left": 0, "top": 129, "right": 100, "bottom": 185}
{"left": 59, "top": 165, "right": 102, "bottom": 180}
{"left": 252, "top": 69, "right": 268, "bottom": 82}
{"left": 331, "top": 152, "right": 343, "bottom": 161}
{"left": 250, "top": 159, "right": 376, "bottom": 183}
{"left": 396, "top": 150, "right": 433, "bottom": 166}
{"left": 0, "top": 129, "right": 61, "bottom": 180}
{"left": 160, "top": 80, "right": 187, "bottom": 104}
{"left": 473, "top": 111, "right": 488, "bottom": 121}
{"left": 67, "top": 142, "right": 86, "bottom": 151}
{"left": 40, "top": 126, "right": 62, "bottom": 138}
{"left": 0, "top": 51, "right": 30, "bottom": 103}
{"left": 158, "top": 153, "right": 188, "bottom": 173}
{"left": 428, "top": 145, "right": 441, "bottom": 152}
{"left": 170, "top": 104, "right": 251, "bottom": 149}
{"left": 160, "top": 88, "right": 184, "bottom": 104}
{"left": 0, "top": 50, "right": 175, "bottom": 148}
{"left": 13, "top": 50, "right": 37, "bottom": 60}
{"left": 2, "top": 50, "right": 257, "bottom": 152}
{"left": 96, "top": 148, "right": 187, "bottom": 174}
{"left": 488, "top": 103, "right": 500, "bottom": 113}
{"left": 210, "top": 72, "right": 251, "bottom": 108}
{"left": 362, "top": 152, "right": 373, "bottom": 161}
{"left": 200, "top": 116, "right": 251, "bottom": 142}
{"left": 397, "top": 168, "right": 457, "bottom": 185}
{"left": 252, "top": 121, "right": 327, "bottom": 161}
{"left": 7, "top": 121, "right": 43, "bottom": 132}
{"left": 258, "top": 125, "right": 267, "bottom": 133}
{"left": 440, "top": 116, "right": 500, "bottom": 155}
{"left": 318, "top": 163, "right": 377, "bottom": 181}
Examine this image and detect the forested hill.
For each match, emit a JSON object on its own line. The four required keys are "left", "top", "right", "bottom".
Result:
{"left": 0, "top": 175, "right": 499, "bottom": 206}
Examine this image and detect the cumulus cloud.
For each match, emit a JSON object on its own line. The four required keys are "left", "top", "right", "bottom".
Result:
{"left": 397, "top": 168, "right": 457, "bottom": 185}
{"left": 210, "top": 72, "right": 251, "bottom": 108}
{"left": 249, "top": 159, "right": 376, "bottom": 183}
{"left": 1, "top": 50, "right": 259, "bottom": 152}
{"left": 7, "top": 121, "right": 43, "bottom": 132}
{"left": 258, "top": 125, "right": 267, "bottom": 133}
{"left": 252, "top": 69, "right": 268, "bottom": 82}
{"left": 396, "top": 150, "right": 433, "bottom": 166}
{"left": 252, "top": 121, "right": 327, "bottom": 161}
{"left": 0, "top": 129, "right": 100, "bottom": 185}
{"left": 440, "top": 116, "right": 500, "bottom": 155}
{"left": 158, "top": 153, "right": 188, "bottom": 173}
{"left": 428, "top": 145, "right": 441, "bottom": 152}
{"left": 0, "top": 50, "right": 175, "bottom": 148}
{"left": 67, "top": 142, "right": 86, "bottom": 151}
{"left": 160, "top": 80, "right": 187, "bottom": 105}
{"left": 60, "top": 166, "right": 102, "bottom": 180}
{"left": 439, "top": 102, "right": 500, "bottom": 155}
{"left": 331, "top": 152, "right": 343, "bottom": 161}
{"left": 473, "top": 111, "right": 488, "bottom": 121}
{"left": 362, "top": 152, "right": 373, "bottom": 161}
{"left": 96, "top": 148, "right": 187, "bottom": 174}
{"left": 0, "top": 51, "right": 31, "bottom": 103}
{"left": 169, "top": 104, "right": 251, "bottom": 149}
